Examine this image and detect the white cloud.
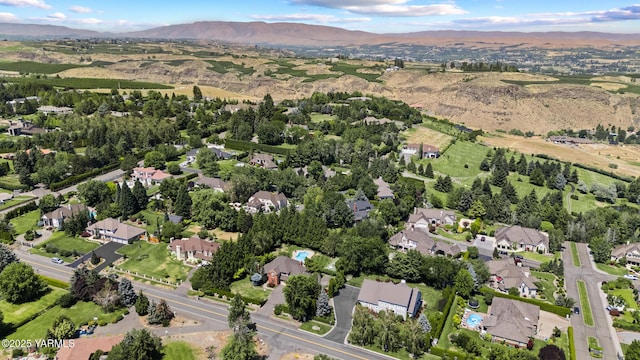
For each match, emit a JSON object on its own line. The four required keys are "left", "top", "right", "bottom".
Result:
{"left": 69, "top": 5, "right": 92, "bottom": 13}
{"left": 290, "top": 0, "right": 466, "bottom": 17}
{"left": 251, "top": 13, "right": 370, "bottom": 23}
{"left": 47, "top": 12, "right": 65, "bottom": 20}
{"left": 77, "top": 17, "right": 102, "bottom": 24}
{"left": 0, "top": 0, "right": 50, "bottom": 9}
{"left": 0, "top": 12, "right": 16, "bottom": 21}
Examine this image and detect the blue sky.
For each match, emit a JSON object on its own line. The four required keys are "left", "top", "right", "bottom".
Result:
{"left": 1, "top": 0, "right": 639, "bottom": 33}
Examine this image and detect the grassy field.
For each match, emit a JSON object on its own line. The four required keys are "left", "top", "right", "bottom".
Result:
{"left": 31, "top": 232, "right": 100, "bottom": 262}
{"left": 438, "top": 295, "right": 459, "bottom": 349}
{"left": 401, "top": 126, "right": 455, "bottom": 150}
{"left": 0, "top": 196, "right": 34, "bottom": 210}
{"left": 300, "top": 320, "right": 332, "bottom": 335}
{"left": 229, "top": 278, "right": 272, "bottom": 303}
{"left": 206, "top": 60, "right": 255, "bottom": 75}
{"left": 0, "top": 288, "right": 65, "bottom": 327}
{"left": 428, "top": 141, "right": 490, "bottom": 179}
{"left": 117, "top": 241, "right": 190, "bottom": 283}
{"left": 6, "top": 301, "right": 128, "bottom": 340}
{"left": 577, "top": 280, "right": 594, "bottom": 326}
{"left": 0, "top": 61, "right": 86, "bottom": 74}
{"left": 310, "top": 113, "right": 335, "bottom": 123}
{"left": 596, "top": 263, "right": 628, "bottom": 276}
{"left": 0, "top": 174, "right": 24, "bottom": 188}
{"left": 162, "top": 341, "right": 199, "bottom": 360}
{"left": 570, "top": 242, "right": 581, "bottom": 267}
{"left": 532, "top": 271, "right": 557, "bottom": 301}
{"left": 10, "top": 209, "right": 41, "bottom": 235}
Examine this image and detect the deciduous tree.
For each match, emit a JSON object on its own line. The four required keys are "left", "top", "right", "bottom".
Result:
{"left": 283, "top": 275, "right": 320, "bottom": 321}
{"left": 0, "top": 262, "right": 48, "bottom": 303}
{"left": 47, "top": 315, "right": 75, "bottom": 340}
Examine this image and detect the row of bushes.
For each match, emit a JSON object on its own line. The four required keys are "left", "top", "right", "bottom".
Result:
{"left": 0, "top": 180, "right": 28, "bottom": 191}
{"left": 43, "top": 244, "right": 83, "bottom": 258}
{"left": 224, "top": 139, "right": 293, "bottom": 156}
{"left": 49, "top": 162, "right": 120, "bottom": 192}
{"left": 0, "top": 231, "right": 13, "bottom": 244}
{"left": 568, "top": 326, "right": 576, "bottom": 360}
{"left": 481, "top": 287, "right": 571, "bottom": 317}
{"left": 4, "top": 200, "right": 37, "bottom": 220}
{"left": 430, "top": 346, "right": 470, "bottom": 359}
{"left": 613, "top": 319, "right": 640, "bottom": 331}
{"left": 201, "top": 287, "right": 267, "bottom": 307}
{"left": 572, "top": 162, "right": 633, "bottom": 183}
{"left": 433, "top": 290, "right": 456, "bottom": 341}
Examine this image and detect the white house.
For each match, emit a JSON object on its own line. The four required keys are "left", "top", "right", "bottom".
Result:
{"left": 495, "top": 225, "right": 549, "bottom": 254}
{"left": 407, "top": 207, "right": 456, "bottom": 230}
{"left": 245, "top": 191, "right": 288, "bottom": 213}
{"left": 357, "top": 279, "right": 422, "bottom": 320}
{"left": 487, "top": 259, "right": 538, "bottom": 298}
{"left": 129, "top": 167, "right": 172, "bottom": 187}
{"left": 41, "top": 204, "right": 88, "bottom": 230}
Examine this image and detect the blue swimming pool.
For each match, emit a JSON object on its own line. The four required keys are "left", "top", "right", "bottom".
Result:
{"left": 294, "top": 251, "right": 310, "bottom": 262}
{"left": 466, "top": 313, "right": 482, "bottom": 328}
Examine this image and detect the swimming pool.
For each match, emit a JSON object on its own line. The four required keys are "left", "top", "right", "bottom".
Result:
{"left": 294, "top": 251, "right": 310, "bottom": 262}
{"left": 466, "top": 313, "right": 482, "bottom": 328}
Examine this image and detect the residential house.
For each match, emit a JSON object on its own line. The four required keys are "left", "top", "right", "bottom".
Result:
{"left": 548, "top": 135, "right": 594, "bottom": 145}
{"left": 187, "top": 147, "right": 233, "bottom": 163}
{"left": 86, "top": 218, "right": 146, "bottom": 244}
{"left": 357, "top": 279, "right": 422, "bottom": 320}
{"left": 0, "top": 193, "right": 12, "bottom": 205}
{"left": 400, "top": 143, "right": 440, "bottom": 161}
{"left": 495, "top": 225, "right": 549, "bottom": 254}
{"left": 246, "top": 191, "right": 288, "bottom": 213}
{"left": 169, "top": 236, "right": 220, "bottom": 263}
{"left": 294, "top": 165, "right": 336, "bottom": 179}
{"left": 37, "top": 105, "right": 73, "bottom": 116}
{"left": 407, "top": 207, "right": 456, "bottom": 230}
{"left": 56, "top": 335, "right": 124, "bottom": 360}
{"left": 612, "top": 243, "right": 640, "bottom": 266}
{"left": 249, "top": 153, "right": 278, "bottom": 170}
{"left": 41, "top": 204, "right": 88, "bottom": 230}
{"left": 346, "top": 198, "right": 373, "bottom": 222}
{"left": 264, "top": 255, "right": 307, "bottom": 286}
{"left": 7, "top": 119, "right": 46, "bottom": 136}
{"left": 130, "top": 167, "right": 172, "bottom": 187}
{"left": 483, "top": 297, "right": 539, "bottom": 347}
{"left": 487, "top": 259, "right": 538, "bottom": 298}
{"left": 389, "top": 227, "right": 461, "bottom": 257}
{"left": 5, "top": 96, "right": 40, "bottom": 111}
{"left": 194, "top": 176, "right": 230, "bottom": 193}
{"left": 374, "top": 177, "right": 394, "bottom": 199}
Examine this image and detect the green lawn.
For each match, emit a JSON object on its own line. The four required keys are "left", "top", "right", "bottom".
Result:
{"left": 10, "top": 209, "right": 41, "bottom": 235}
{"left": 596, "top": 263, "right": 629, "bottom": 276}
{"left": 412, "top": 283, "right": 443, "bottom": 311}
{"left": 0, "top": 288, "right": 65, "bottom": 328}
{"left": 532, "top": 271, "right": 557, "bottom": 302}
{"left": 611, "top": 288, "right": 638, "bottom": 312}
{"left": 135, "top": 209, "right": 164, "bottom": 234}
{"left": 588, "top": 336, "right": 603, "bottom": 358}
{"left": 0, "top": 174, "right": 22, "bottom": 188}
{"left": 0, "top": 196, "right": 35, "bottom": 210}
{"left": 162, "top": 341, "right": 198, "bottom": 360}
{"left": 7, "top": 301, "right": 128, "bottom": 340}
{"left": 520, "top": 250, "right": 559, "bottom": 264}
{"left": 299, "top": 320, "right": 332, "bottom": 335}
{"left": 229, "top": 278, "right": 272, "bottom": 303}
{"left": 310, "top": 113, "right": 336, "bottom": 123}
{"left": 577, "top": 280, "right": 594, "bottom": 326}
{"left": 117, "top": 241, "right": 190, "bottom": 283}
{"left": 429, "top": 141, "right": 490, "bottom": 179}
{"left": 570, "top": 242, "right": 581, "bottom": 267}
{"left": 217, "top": 159, "right": 239, "bottom": 178}
{"left": 31, "top": 232, "right": 100, "bottom": 262}
{"left": 438, "top": 295, "right": 460, "bottom": 349}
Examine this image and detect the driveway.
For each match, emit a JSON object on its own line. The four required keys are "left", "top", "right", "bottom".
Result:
{"left": 258, "top": 285, "right": 285, "bottom": 316}
{"left": 67, "top": 241, "right": 125, "bottom": 271}
{"left": 324, "top": 285, "right": 359, "bottom": 343}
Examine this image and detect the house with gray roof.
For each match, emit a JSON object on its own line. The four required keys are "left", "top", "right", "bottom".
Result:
{"left": 357, "top": 279, "right": 422, "bottom": 320}
{"left": 264, "top": 255, "right": 308, "bottom": 286}
{"left": 374, "top": 177, "right": 394, "bottom": 200}
{"left": 194, "top": 176, "right": 230, "bottom": 193}
{"left": 246, "top": 191, "right": 288, "bottom": 213}
{"left": 495, "top": 225, "right": 549, "bottom": 254}
{"left": 483, "top": 297, "right": 539, "bottom": 347}
{"left": 389, "top": 228, "right": 461, "bottom": 257}
{"left": 487, "top": 259, "right": 538, "bottom": 298}
{"left": 407, "top": 207, "right": 456, "bottom": 230}
{"left": 612, "top": 242, "right": 640, "bottom": 266}
{"left": 86, "top": 218, "right": 146, "bottom": 244}
{"left": 41, "top": 204, "right": 88, "bottom": 230}
{"left": 249, "top": 153, "right": 278, "bottom": 170}
{"left": 346, "top": 199, "right": 373, "bottom": 222}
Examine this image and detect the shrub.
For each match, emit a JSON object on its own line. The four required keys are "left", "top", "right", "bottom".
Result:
{"left": 57, "top": 292, "right": 77, "bottom": 308}
{"left": 97, "top": 319, "right": 108, "bottom": 326}
{"left": 610, "top": 309, "right": 620, "bottom": 316}
{"left": 568, "top": 326, "right": 576, "bottom": 360}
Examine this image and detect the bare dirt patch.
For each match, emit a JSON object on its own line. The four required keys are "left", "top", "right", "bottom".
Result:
{"left": 481, "top": 133, "right": 640, "bottom": 178}
{"left": 279, "top": 353, "right": 315, "bottom": 360}
{"left": 164, "top": 331, "right": 230, "bottom": 360}
{"left": 591, "top": 82, "right": 627, "bottom": 91}
{"left": 402, "top": 126, "right": 454, "bottom": 149}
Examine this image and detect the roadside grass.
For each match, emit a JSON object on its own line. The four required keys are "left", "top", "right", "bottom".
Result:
{"left": 595, "top": 263, "right": 628, "bottom": 276}
{"left": 570, "top": 242, "right": 581, "bottom": 267}
{"left": 363, "top": 345, "right": 412, "bottom": 360}
{"left": 10, "top": 209, "right": 41, "bottom": 235}
{"left": 162, "top": 341, "right": 199, "bottom": 360}
{"left": 532, "top": 271, "right": 557, "bottom": 302}
{"left": 577, "top": 280, "right": 595, "bottom": 326}
{"left": 299, "top": 320, "right": 332, "bottom": 335}
{"left": 229, "top": 278, "right": 272, "bottom": 303}
{"left": 0, "top": 196, "right": 34, "bottom": 210}
{"left": 0, "top": 288, "right": 65, "bottom": 327}
{"left": 7, "top": 301, "right": 129, "bottom": 340}
{"left": 587, "top": 336, "right": 603, "bottom": 358}
{"left": 31, "top": 232, "right": 100, "bottom": 262}
{"left": 117, "top": 241, "right": 190, "bottom": 283}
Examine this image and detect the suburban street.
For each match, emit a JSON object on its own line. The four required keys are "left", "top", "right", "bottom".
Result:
{"left": 563, "top": 241, "right": 622, "bottom": 359}
{"left": 15, "top": 249, "right": 386, "bottom": 360}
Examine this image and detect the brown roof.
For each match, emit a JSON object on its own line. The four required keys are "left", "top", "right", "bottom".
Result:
{"left": 56, "top": 335, "right": 124, "bottom": 360}
{"left": 409, "top": 208, "right": 456, "bottom": 223}
{"left": 389, "top": 229, "right": 435, "bottom": 254}
{"left": 374, "top": 177, "right": 394, "bottom": 199}
{"left": 170, "top": 236, "right": 220, "bottom": 254}
{"left": 358, "top": 279, "right": 421, "bottom": 315}
{"left": 87, "top": 218, "right": 120, "bottom": 232}
{"left": 250, "top": 153, "right": 277, "bottom": 169}
{"left": 113, "top": 224, "right": 146, "bottom": 241}
{"left": 264, "top": 256, "right": 307, "bottom": 277}
{"left": 248, "top": 191, "right": 288, "bottom": 210}
{"left": 495, "top": 225, "right": 549, "bottom": 249}
{"left": 484, "top": 297, "right": 539, "bottom": 344}
{"left": 612, "top": 243, "right": 640, "bottom": 259}
{"left": 196, "top": 176, "right": 230, "bottom": 191}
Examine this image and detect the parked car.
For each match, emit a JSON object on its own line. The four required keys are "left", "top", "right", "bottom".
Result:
{"left": 624, "top": 274, "right": 638, "bottom": 280}
{"left": 51, "top": 257, "right": 64, "bottom": 264}
{"left": 574, "top": 306, "right": 580, "bottom": 314}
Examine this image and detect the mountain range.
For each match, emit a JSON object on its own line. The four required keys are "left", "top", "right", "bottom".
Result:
{"left": 1, "top": 21, "right": 639, "bottom": 48}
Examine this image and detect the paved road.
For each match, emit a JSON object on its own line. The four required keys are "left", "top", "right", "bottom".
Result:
{"left": 16, "top": 250, "right": 390, "bottom": 360}
{"left": 324, "top": 285, "right": 359, "bottom": 343}
{"left": 563, "top": 242, "right": 622, "bottom": 359}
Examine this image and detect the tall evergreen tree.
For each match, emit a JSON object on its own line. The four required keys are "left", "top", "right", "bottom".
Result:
{"left": 119, "top": 184, "right": 137, "bottom": 219}
{"left": 424, "top": 162, "right": 434, "bottom": 178}
{"left": 516, "top": 154, "right": 528, "bottom": 175}
{"left": 174, "top": 184, "right": 192, "bottom": 218}
{"left": 491, "top": 155, "right": 509, "bottom": 187}
{"left": 114, "top": 182, "right": 121, "bottom": 204}
{"left": 131, "top": 180, "right": 148, "bottom": 212}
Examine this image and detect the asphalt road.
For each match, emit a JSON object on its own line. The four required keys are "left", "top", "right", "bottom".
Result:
{"left": 16, "top": 250, "right": 390, "bottom": 360}
{"left": 563, "top": 242, "right": 622, "bottom": 359}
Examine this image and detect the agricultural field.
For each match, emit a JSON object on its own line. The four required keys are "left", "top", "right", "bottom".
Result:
{"left": 0, "top": 61, "right": 86, "bottom": 74}
{"left": 0, "top": 75, "right": 172, "bottom": 90}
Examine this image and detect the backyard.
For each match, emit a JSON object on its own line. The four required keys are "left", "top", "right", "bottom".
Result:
{"left": 162, "top": 341, "right": 199, "bottom": 360}
{"left": 0, "top": 287, "right": 65, "bottom": 329}
{"left": 117, "top": 241, "right": 191, "bottom": 283}
{"left": 10, "top": 209, "right": 41, "bottom": 235}
{"left": 31, "top": 232, "right": 100, "bottom": 262}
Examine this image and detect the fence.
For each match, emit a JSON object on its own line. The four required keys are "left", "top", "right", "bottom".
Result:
{"left": 113, "top": 266, "right": 183, "bottom": 287}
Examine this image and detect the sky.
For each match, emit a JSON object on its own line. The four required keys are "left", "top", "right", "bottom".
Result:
{"left": 0, "top": 0, "right": 639, "bottom": 33}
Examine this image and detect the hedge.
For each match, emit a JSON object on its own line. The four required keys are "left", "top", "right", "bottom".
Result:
{"left": 613, "top": 319, "right": 640, "bottom": 331}
{"left": 49, "top": 162, "right": 120, "bottom": 192}
{"left": 430, "top": 346, "right": 469, "bottom": 359}
{"left": 0, "top": 180, "right": 28, "bottom": 191}
{"left": 433, "top": 289, "right": 456, "bottom": 341}
{"left": 39, "top": 275, "right": 69, "bottom": 289}
{"left": 568, "top": 326, "right": 576, "bottom": 360}
{"left": 481, "top": 287, "right": 571, "bottom": 317}
{"left": 202, "top": 287, "right": 267, "bottom": 307}
{"left": 4, "top": 200, "right": 37, "bottom": 220}
{"left": 224, "top": 139, "right": 293, "bottom": 156}
{"left": 572, "top": 162, "right": 633, "bottom": 183}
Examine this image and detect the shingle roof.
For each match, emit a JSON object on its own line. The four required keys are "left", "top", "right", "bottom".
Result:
{"left": 56, "top": 335, "right": 124, "bottom": 360}
{"left": 170, "top": 236, "right": 220, "bottom": 254}
{"left": 42, "top": 204, "right": 87, "bottom": 220}
{"left": 484, "top": 297, "right": 539, "bottom": 344}
{"left": 196, "top": 176, "right": 230, "bottom": 191}
{"left": 409, "top": 208, "right": 456, "bottom": 223}
{"left": 358, "top": 279, "right": 421, "bottom": 311}
{"left": 374, "top": 177, "right": 394, "bottom": 199}
{"left": 612, "top": 243, "right": 640, "bottom": 259}
{"left": 495, "top": 225, "right": 549, "bottom": 248}
{"left": 389, "top": 229, "right": 435, "bottom": 254}
{"left": 264, "top": 256, "right": 307, "bottom": 276}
